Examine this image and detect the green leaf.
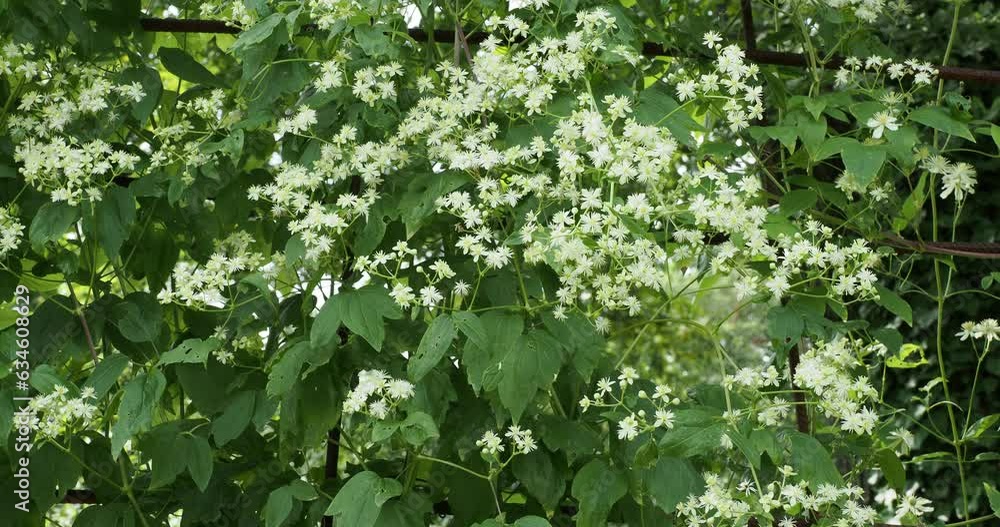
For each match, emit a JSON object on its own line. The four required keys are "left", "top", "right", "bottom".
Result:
{"left": 777, "top": 189, "right": 818, "bottom": 217}
{"left": 96, "top": 186, "right": 136, "bottom": 260}
{"left": 325, "top": 471, "right": 403, "bottom": 527}
{"left": 499, "top": 329, "right": 563, "bottom": 423}
{"left": 212, "top": 390, "right": 256, "bottom": 446}
{"left": 767, "top": 306, "right": 803, "bottom": 351}
{"left": 399, "top": 171, "right": 469, "bottom": 238}
{"left": 787, "top": 431, "right": 843, "bottom": 491}
{"left": 657, "top": 408, "right": 725, "bottom": 458}
{"left": 185, "top": 434, "right": 214, "bottom": 491}
{"left": 908, "top": 105, "right": 974, "bottom": 141}
{"left": 118, "top": 67, "right": 162, "bottom": 124}
{"left": 874, "top": 284, "right": 913, "bottom": 326}
{"left": 635, "top": 82, "right": 703, "bottom": 145}
{"left": 893, "top": 172, "right": 928, "bottom": 232}
{"left": 201, "top": 129, "right": 245, "bottom": 162}
{"left": 512, "top": 449, "right": 565, "bottom": 511}
{"left": 841, "top": 141, "right": 886, "bottom": 188}
{"left": 644, "top": 456, "right": 704, "bottom": 514}
{"left": 399, "top": 411, "right": 439, "bottom": 446}
{"left": 408, "top": 314, "right": 457, "bottom": 381}
{"left": 571, "top": 459, "right": 628, "bottom": 527}
{"left": 231, "top": 13, "right": 285, "bottom": 55}
{"left": 453, "top": 311, "right": 488, "bottom": 348}
{"left": 111, "top": 368, "right": 166, "bottom": 457}
{"left": 355, "top": 24, "right": 398, "bottom": 58}
{"left": 876, "top": 448, "right": 905, "bottom": 491}
{"left": 83, "top": 353, "right": 130, "bottom": 399}
{"left": 267, "top": 340, "right": 315, "bottom": 397}
{"left": 984, "top": 482, "right": 1000, "bottom": 518}
{"left": 263, "top": 486, "right": 295, "bottom": 527}
{"left": 514, "top": 518, "right": 552, "bottom": 527}
{"left": 963, "top": 413, "right": 999, "bottom": 441}
{"left": 991, "top": 124, "right": 1000, "bottom": 153}
{"left": 113, "top": 293, "right": 163, "bottom": 342}
{"left": 311, "top": 286, "right": 402, "bottom": 351}
{"left": 885, "top": 343, "right": 928, "bottom": 369}
{"left": 160, "top": 338, "right": 219, "bottom": 365}
{"left": 158, "top": 47, "right": 224, "bottom": 88}
{"left": 29, "top": 202, "right": 78, "bottom": 247}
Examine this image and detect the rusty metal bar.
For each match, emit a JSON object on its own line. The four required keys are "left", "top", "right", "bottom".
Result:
{"left": 137, "top": 16, "right": 1000, "bottom": 83}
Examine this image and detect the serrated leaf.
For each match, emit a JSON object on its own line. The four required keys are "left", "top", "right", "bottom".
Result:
{"left": 160, "top": 338, "right": 219, "bottom": 365}
{"left": 325, "top": 471, "right": 403, "bottom": 527}
{"left": 29, "top": 202, "right": 78, "bottom": 247}
{"left": 885, "top": 343, "right": 928, "bottom": 369}
{"left": 267, "top": 340, "right": 314, "bottom": 397}
{"left": 512, "top": 449, "right": 564, "bottom": 512}
{"left": 499, "top": 329, "right": 562, "bottom": 423}
{"left": 657, "top": 408, "right": 725, "bottom": 458}
{"left": 644, "top": 456, "right": 703, "bottom": 514}
{"left": 788, "top": 431, "right": 843, "bottom": 491}
{"left": 111, "top": 369, "right": 166, "bottom": 457}
{"left": 985, "top": 482, "right": 1000, "bottom": 518}
{"left": 571, "top": 459, "right": 627, "bottom": 527}
{"left": 399, "top": 411, "right": 439, "bottom": 446}
{"left": 408, "top": 314, "right": 457, "bottom": 381}
{"left": 841, "top": 141, "right": 885, "bottom": 188}
{"left": 311, "top": 286, "right": 402, "bottom": 351}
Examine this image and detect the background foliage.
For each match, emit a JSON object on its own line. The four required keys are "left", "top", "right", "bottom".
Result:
{"left": 0, "top": 0, "right": 998, "bottom": 526}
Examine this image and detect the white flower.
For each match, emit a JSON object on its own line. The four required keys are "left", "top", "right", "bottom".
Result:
{"left": 702, "top": 31, "right": 723, "bottom": 48}
{"left": 866, "top": 111, "right": 898, "bottom": 139}
{"left": 476, "top": 430, "right": 504, "bottom": 455}
{"left": 277, "top": 106, "right": 317, "bottom": 136}
{"left": 420, "top": 285, "right": 444, "bottom": 307}
{"left": 654, "top": 409, "right": 675, "bottom": 429}
{"left": 386, "top": 379, "right": 415, "bottom": 400}
{"left": 897, "top": 494, "right": 933, "bottom": 517}
{"left": 617, "top": 414, "right": 640, "bottom": 440}
{"left": 618, "top": 366, "right": 639, "bottom": 386}
{"left": 939, "top": 162, "right": 976, "bottom": 201}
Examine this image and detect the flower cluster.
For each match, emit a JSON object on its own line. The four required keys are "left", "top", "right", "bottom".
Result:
{"left": 823, "top": 0, "right": 888, "bottom": 24}
{"left": 0, "top": 206, "right": 25, "bottom": 257}
{"left": 835, "top": 55, "right": 937, "bottom": 88}
{"left": 476, "top": 425, "right": 538, "bottom": 456}
{"left": 277, "top": 106, "right": 318, "bottom": 137}
{"left": 249, "top": 123, "right": 406, "bottom": 261}
{"left": 922, "top": 155, "right": 977, "bottom": 202}
{"left": 157, "top": 232, "right": 268, "bottom": 307}
{"left": 355, "top": 241, "right": 469, "bottom": 310}
{"left": 307, "top": 0, "right": 399, "bottom": 31}
{"left": 956, "top": 318, "right": 999, "bottom": 343}
{"left": 676, "top": 468, "right": 881, "bottom": 527}
{"left": 795, "top": 337, "right": 881, "bottom": 435}
{"left": 675, "top": 34, "right": 764, "bottom": 132}
{"left": 21, "top": 385, "right": 98, "bottom": 439}
{"left": 14, "top": 138, "right": 140, "bottom": 205}
{"left": 579, "top": 367, "right": 681, "bottom": 440}
{"left": 342, "top": 369, "right": 415, "bottom": 419}
{"left": 352, "top": 63, "right": 403, "bottom": 106}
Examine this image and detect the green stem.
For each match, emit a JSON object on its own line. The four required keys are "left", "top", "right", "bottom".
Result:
{"left": 415, "top": 455, "right": 489, "bottom": 480}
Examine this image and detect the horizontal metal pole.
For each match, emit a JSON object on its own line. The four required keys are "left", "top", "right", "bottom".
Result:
{"left": 136, "top": 18, "right": 1000, "bottom": 83}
